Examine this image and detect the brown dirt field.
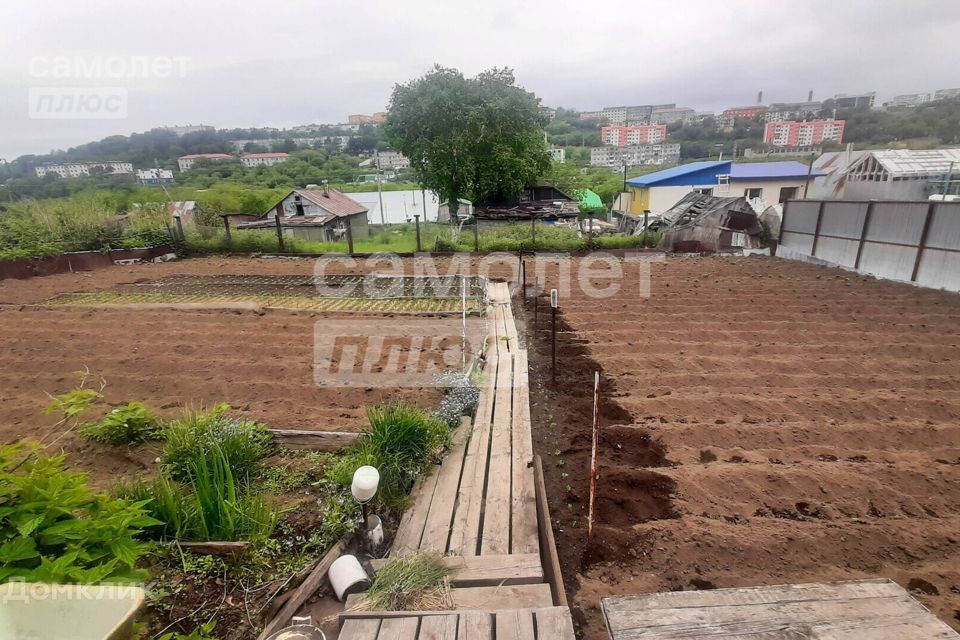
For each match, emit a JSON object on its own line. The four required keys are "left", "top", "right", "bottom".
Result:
{"left": 524, "top": 255, "right": 960, "bottom": 638}
{"left": 0, "top": 255, "right": 501, "bottom": 485}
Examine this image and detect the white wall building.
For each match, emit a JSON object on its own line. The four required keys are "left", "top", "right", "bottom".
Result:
{"left": 590, "top": 144, "right": 681, "bottom": 168}
{"left": 886, "top": 93, "right": 931, "bottom": 109}
{"left": 240, "top": 152, "right": 290, "bottom": 167}
{"left": 136, "top": 168, "right": 174, "bottom": 185}
{"left": 177, "top": 154, "right": 233, "bottom": 172}
{"left": 35, "top": 161, "right": 133, "bottom": 179}
{"left": 546, "top": 148, "right": 566, "bottom": 163}
{"left": 376, "top": 150, "right": 410, "bottom": 170}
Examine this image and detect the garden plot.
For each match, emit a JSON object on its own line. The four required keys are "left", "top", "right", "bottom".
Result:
{"left": 524, "top": 255, "right": 960, "bottom": 639}
{"left": 45, "top": 274, "right": 487, "bottom": 313}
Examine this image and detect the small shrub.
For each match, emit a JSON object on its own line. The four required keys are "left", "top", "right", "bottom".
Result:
{"left": 327, "top": 402, "right": 449, "bottom": 504}
{"left": 357, "top": 552, "right": 453, "bottom": 611}
{"left": 80, "top": 402, "right": 161, "bottom": 445}
{"left": 162, "top": 404, "right": 270, "bottom": 481}
{"left": 432, "top": 371, "right": 480, "bottom": 428}
{"left": 0, "top": 444, "right": 159, "bottom": 584}
{"left": 188, "top": 446, "right": 276, "bottom": 542}
{"left": 45, "top": 387, "right": 103, "bottom": 421}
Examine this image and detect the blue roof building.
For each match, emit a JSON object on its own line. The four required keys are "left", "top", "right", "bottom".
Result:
{"left": 624, "top": 160, "right": 825, "bottom": 214}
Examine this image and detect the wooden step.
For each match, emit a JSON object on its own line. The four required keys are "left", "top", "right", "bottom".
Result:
{"left": 370, "top": 553, "right": 543, "bottom": 587}
{"left": 339, "top": 606, "right": 576, "bottom": 639}
{"left": 345, "top": 583, "right": 554, "bottom": 613}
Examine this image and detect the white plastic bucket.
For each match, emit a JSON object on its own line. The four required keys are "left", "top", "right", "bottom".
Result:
{"left": 366, "top": 515, "right": 384, "bottom": 548}
{"left": 328, "top": 554, "right": 369, "bottom": 601}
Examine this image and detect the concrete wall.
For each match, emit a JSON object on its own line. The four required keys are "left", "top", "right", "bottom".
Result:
{"left": 779, "top": 200, "right": 960, "bottom": 292}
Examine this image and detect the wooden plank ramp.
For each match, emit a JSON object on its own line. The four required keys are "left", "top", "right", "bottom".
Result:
{"left": 601, "top": 579, "right": 960, "bottom": 640}
{"left": 341, "top": 281, "right": 573, "bottom": 640}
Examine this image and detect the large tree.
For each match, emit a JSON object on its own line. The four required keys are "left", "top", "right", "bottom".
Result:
{"left": 384, "top": 66, "right": 549, "bottom": 210}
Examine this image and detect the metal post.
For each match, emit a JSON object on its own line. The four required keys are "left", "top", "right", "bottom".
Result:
{"left": 809, "top": 200, "right": 825, "bottom": 258}
{"left": 531, "top": 215, "right": 536, "bottom": 249}
{"left": 587, "top": 370, "right": 600, "bottom": 539}
{"left": 534, "top": 277, "right": 539, "bottom": 327}
{"left": 912, "top": 202, "right": 937, "bottom": 282}
{"left": 588, "top": 215, "right": 594, "bottom": 248}
{"left": 643, "top": 210, "right": 649, "bottom": 247}
{"left": 346, "top": 220, "right": 354, "bottom": 254}
{"left": 853, "top": 201, "right": 875, "bottom": 270}
{"left": 550, "top": 288, "right": 558, "bottom": 384}
{"left": 274, "top": 214, "right": 285, "bottom": 252}
{"left": 414, "top": 214, "right": 421, "bottom": 252}
{"left": 375, "top": 150, "right": 386, "bottom": 225}
{"left": 222, "top": 216, "right": 231, "bottom": 242}
{"left": 461, "top": 275, "right": 467, "bottom": 368}
{"left": 803, "top": 152, "right": 815, "bottom": 198}
{"left": 943, "top": 161, "right": 955, "bottom": 196}
{"left": 521, "top": 260, "right": 527, "bottom": 301}
{"left": 473, "top": 220, "right": 479, "bottom": 252}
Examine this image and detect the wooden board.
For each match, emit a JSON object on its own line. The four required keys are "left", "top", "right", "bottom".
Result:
{"left": 458, "top": 611, "right": 492, "bottom": 640}
{"left": 534, "top": 607, "right": 577, "bottom": 639}
{"left": 450, "top": 349, "right": 497, "bottom": 555}
{"left": 495, "top": 609, "right": 535, "bottom": 640}
{"left": 376, "top": 617, "right": 419, "bottom": 640}
{"left": 601, "top": 579, "right": 960, "bottom": 640}
{"left": 345, "top": 584, "right": 553, "bottom": 613}
{"left": 418, "top": 614, "right": 460, "bottom": 640}
{"left": 534, "top": 455, "right": 566, "bottom": 607}
{"left": 370, "top": 553, "right": 543, "bottom": 587}
{"left": 418, "top": 415, "right": 472, "bottom": 552}
{"left": 509, "top": 350, "right": 539, "bottom": 556}
{"left": 480, "top": 351, "right": 513, "bottom": 555}
{"left": 390, "top": 457, "right": 442, "bottom": 553}
{"left": 338, "top": 617, "right": 381, "bottom": 640}
{"left": 256, "top": 537, "right": 347, "bottom": 640}
{"left": 267, "top": 429, "right": 361, "bottom": 451}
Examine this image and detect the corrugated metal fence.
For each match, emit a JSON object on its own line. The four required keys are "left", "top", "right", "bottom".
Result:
{"left": 778, "top": 200, "right": 960, "bottom": 292}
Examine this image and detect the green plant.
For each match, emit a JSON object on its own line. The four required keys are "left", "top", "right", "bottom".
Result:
{"left": 80, "top": 402, "right": 161, "bottom": 445}
{"left": 162, "top": 404, "right": 270, "bottom": 481}
{"left": 45, "top": 387, "right": 103, "bottom": 421}
{"left": 0, "top": 444, "right": 160, "bottom": 584}
{"left": 158, "top": 621, "right": 218, "bottom": 640}
{"left": 187, "top": 446, "right": 277, "bottom": 542}
{"left": 327, "top": 402, "right": 449, "bottom": 504}
{"left": 357, "top": 552, "right": 453, "bottom": 611}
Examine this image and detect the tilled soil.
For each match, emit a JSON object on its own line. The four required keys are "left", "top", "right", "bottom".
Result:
{"left": 525, "top": 255, "right": 960, "bottom": 638}
{"left": 0, "top": 256, "right": 488, "bottom": 486}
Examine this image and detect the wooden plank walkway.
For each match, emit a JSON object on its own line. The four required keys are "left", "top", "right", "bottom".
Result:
{"left": 340, "top": 607, "right": 574, "bottom": 640}
{"left": 339, "top": 281, "right": 574, "bottom": 640}
{"left": 601, "top": 579, "right": 960, "bottom": 639}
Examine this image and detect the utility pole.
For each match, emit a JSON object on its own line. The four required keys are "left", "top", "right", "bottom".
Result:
{"left": 622, "top": 163, "right": 628, "bottom": 193}
{"left": 803, "top": 152, "right": 816, "bottom": 198}
{"left": 375, "top": 149, "right": 385, "bottom": 225}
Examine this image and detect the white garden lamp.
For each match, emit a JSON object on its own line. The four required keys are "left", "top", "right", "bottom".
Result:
{"left": 351, "top": 465, "right": 380, "bottom": 548}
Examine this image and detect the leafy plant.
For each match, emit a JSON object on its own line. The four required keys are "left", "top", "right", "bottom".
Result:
{"left": 158, "top": 621, "right": 218, "bottom": 640}
{"left": 0, "top": 444, "right": 160, "bottom": 584}
{"left": 45, "top": 387, "right": 103, "bottom": 421}
{"left": 80, "top": 402, "right": 161, "bottom": 445}
{"left": 356, "top": 552, "right": 453, "bottom": 611}
{"left": 327, "top": 401, "right": 449, "bottom": 504}
{"left": 162, "top": 404, "right": 270, "bottom": 481}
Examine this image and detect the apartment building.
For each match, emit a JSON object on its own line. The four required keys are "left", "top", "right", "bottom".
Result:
{"left": 833, "top": 92, "right": 876, "bottom": 110}
{"left": 136, "top": 168, "right": 174, "bottom": 185}
{"left": 240, "top": 152, "right": 290, "bottom": 168}
{"left": 934, "top": 88, "right": 960, "bottom": 101}
{"left": 590, "top": 144, "right": 680, "bottom": 168}
{"left": 721, "top": 106, "right": 771, "bottom": 121}
{"left": 177, "top": 153, "right": 233, "bottom": 172}
{"left": 348, "top": 112, "right": 388, "bottom": 125}
{"left": 375, "top": 150, "right": 410, "bottom": 169}
{"left": 885, "top": 93, "right": 931, "bottom": 109}
{"left": 763, "top": 120, "right": 845, "bottom": 147}
{"left": 35, "top": 161, "right": 133, "bottom": 178}
{"left": 579, "top": 104, "right": 671, "bottom": 124}
{"left": 763, "top": 101, "right": 823, "bottom": 122}
{"left": 601, "top": 124, "right": 667, "bottom": 146}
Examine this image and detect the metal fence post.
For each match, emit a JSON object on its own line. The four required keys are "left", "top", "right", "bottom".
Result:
{"left": 809, "top": 201, "right": 826, "bottom": 258}
{"left": 911, "top": 202, "right": 938, "bottom": 282}
{"left": 853, "top": 201, "right": 875, "bottom": 270}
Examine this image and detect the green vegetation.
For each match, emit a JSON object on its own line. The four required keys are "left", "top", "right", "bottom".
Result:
{"left": 162, "top": 404, "right": 270, "bottom": 482}
{"left": 358, "top": 552, "right": 453, "bottom": 611}
{"left": 79, "top": 402, "right": 161, "bottom": 445}
{"left": 157, "top": 621, "right": 218, "bottom": 640}
{"left": 0, "top": 444, "right": 159, "bottom": 583}
{"left": 329, "top": 401, "right": 451, "bottom": 505}
{"left": 385, "top": 66, "right": 549, "bottom": 212}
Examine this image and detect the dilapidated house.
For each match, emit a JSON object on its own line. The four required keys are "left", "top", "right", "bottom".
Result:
{"left": 237, "top": 187, "right": 369, "bottom": 242}
{"left": 656, "top": 192, "right": 765, "bottom": 253}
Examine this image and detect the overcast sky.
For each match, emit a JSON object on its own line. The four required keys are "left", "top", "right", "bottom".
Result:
{"left": 2, "top": 0, "right": 959, "bottom": 160}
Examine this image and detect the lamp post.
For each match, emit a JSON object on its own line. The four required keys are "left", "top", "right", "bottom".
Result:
{"left": 351, "top": 466, "right": 380, "bottom": 548}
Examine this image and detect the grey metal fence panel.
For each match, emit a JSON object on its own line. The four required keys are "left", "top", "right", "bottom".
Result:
{"left": 865, "top": 202, "right": 928, "bottom": 245}
{"left": 777, "top": 200, "right": 960, "bottom": 293}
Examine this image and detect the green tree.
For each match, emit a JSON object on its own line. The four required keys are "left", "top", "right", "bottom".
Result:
{"left": 384, "top": 65, "right": 549, "bottom": 209}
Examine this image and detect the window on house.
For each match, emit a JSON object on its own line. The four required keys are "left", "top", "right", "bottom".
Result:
{"left": 779, "top": 186, "right": 798, "bottom": 203}
{"left": 745, "top": 188, "right": 762, "bottom": 199}
{"left": 693, "top": 187, "right": 713, "bottom": 195}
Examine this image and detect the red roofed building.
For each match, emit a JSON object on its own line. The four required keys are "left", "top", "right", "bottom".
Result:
{"left": 177, "top": 153, "right": 233, "bottom": 172}
{"left": 240, "top": 152, "right": 291, "bottom": 168}
{"left": 237, "top": 186, "right": 369, "bottom": 241}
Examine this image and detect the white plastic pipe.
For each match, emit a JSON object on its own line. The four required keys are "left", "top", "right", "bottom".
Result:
{"left": 328, "top": 555, "right": 369, "bottom": 602}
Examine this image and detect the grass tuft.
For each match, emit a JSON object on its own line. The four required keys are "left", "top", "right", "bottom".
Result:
{"left": 354, "top": 553, "right": 454, "bottom": 612}
{"left": 162, "top": 404, "right": 270, "bottom": 481}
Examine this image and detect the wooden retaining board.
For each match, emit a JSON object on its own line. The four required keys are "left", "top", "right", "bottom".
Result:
{"left": 601, "top": 579, "right": 960, "bottom": 639}
{"left": 339, "top": 606, "right": 575, "bottom": 640}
